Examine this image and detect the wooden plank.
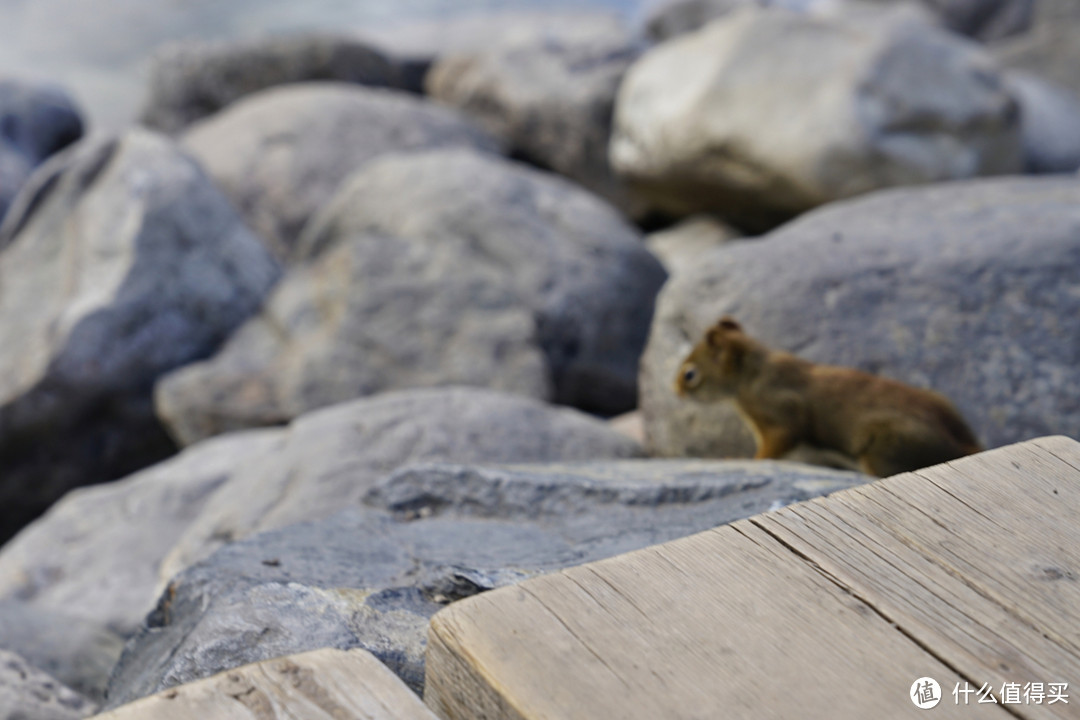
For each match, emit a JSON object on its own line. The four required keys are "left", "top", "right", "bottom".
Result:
{"left": 427, "top": 525, "right": 990, "bottom": 719}
{"left": 425, "top": 437, "right": 1080, "bottom": 720}
{"left": 755, "top": 436, "right": 1080, "bottom": 718}
{"left": 91, "top": 648, "right": 438, "bottom": 720}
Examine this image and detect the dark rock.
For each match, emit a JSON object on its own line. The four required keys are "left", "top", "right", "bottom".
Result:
{"left": 181, "top": 83, "right": 499, "bottom": 261}
{"left": 0, "top": 79, "right": 83, "bottom": 221}
{"left": 639, "top": 176, "right": 1080, "bottom": 458}
{"left": 140, "top": 34, "right": 423, "bottom": 135}
{"left": 105, "top": 459, "right": 867, "bottom": 706}
{"left": 0, "top": 131, "right": 280, "bottom": 542}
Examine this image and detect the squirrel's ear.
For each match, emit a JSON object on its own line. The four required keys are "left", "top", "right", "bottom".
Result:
{"left": 721, "top": 338, "right": 747, "bottom": 374}
{"left": 707, "top": 317, "right": 741, "bottom": 346}
{"left": 716, "top": 316, "right": 742, "bottom": 332}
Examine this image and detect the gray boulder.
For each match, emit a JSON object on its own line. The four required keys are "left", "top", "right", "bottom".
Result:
{"left": 425, "top": 21, "right": 643, "bottom": 215}
{"left": 642, "top": 0, "right": 1032, "bottom": 42}
{"left": 140, "top": 34, "right": 423, "bottom": 135}
{"left": 157, "top": 387, "right": 644, "bottom": 582}
{"left": 0, "top": 131, "right": 280, "bottom": 542}
{"left": 294, "top": 149, "right": 667, "bottom": 416}
{"left": 0, "top": 79, "right": 83, "bottom": 220}
{"left": 0, "top": 601, "right": 123, "bottom": 704}
{"left": 105, "top": 459, "right": 867, "bottom": 706}
{"left": 0, "top": 649, "right": 96, "bottom": 720}
{"left": 612, "top": 7, "right": 1022, "bottom": 230}
{"left": 155, "top": 230, "right": 551, "bottom": 446}
{"left": 0, "top": 431, "right": 283, "bottom": 638}
{"left": 640, "top": 176, "right": 1080, "bottom": 459}
{"left": 181, "top": 83, "right": 498, "bottom": 261}
{"left": 1005, "top": 71, "right": 1080, "bottom": 173}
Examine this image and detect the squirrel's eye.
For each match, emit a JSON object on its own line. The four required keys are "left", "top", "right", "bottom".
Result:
{"left": 682, "top": 366, "right": 700, "bottom": 388}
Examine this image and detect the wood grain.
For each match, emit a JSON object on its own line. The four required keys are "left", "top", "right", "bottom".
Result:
{"left": 426, "top": 437, "right": 1080, "bottom": 719}
{"left": 91, "top": 648, "right": 438, "bottom": 720}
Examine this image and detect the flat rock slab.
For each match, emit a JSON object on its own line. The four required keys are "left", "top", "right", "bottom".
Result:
{"left": 91, "top": 648, "right": 436, "bottom": 720}
{"left": 425, "top": 436, "right": 1080, "bottom": 719}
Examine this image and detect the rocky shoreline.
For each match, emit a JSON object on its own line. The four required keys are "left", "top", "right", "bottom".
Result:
{"left": 1, "top": 0, "right": 1078, "bottom": 717}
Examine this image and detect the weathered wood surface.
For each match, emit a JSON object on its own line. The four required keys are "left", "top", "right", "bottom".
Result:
{"left": 91, "top": 648, "right": 438, "bottom": 720}
{"left": 425, "top": 436, "right": 1080, "bottom": 719}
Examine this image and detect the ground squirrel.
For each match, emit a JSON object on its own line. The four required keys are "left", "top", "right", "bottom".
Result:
{"left": 675, "top": 317, "right": 981, "bottom": 477}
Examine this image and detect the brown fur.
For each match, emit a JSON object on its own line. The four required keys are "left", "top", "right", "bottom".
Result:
{"left": 675, "top": 317, "right": 981, "bottom": 477}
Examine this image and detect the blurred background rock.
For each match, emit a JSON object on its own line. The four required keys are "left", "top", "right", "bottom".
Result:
{"left": 0, "top": 0, "right": 637, "bottom": 132}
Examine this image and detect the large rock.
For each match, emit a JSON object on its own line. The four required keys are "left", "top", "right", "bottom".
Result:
{"left": 140, "top": 35, "right": 422, "bottom": 135}
{"left": 158, "top": 388, "right": 644, "bottom": 581}
{"left": 425, "top": 21, "right": 643, "bottom": 215}
{"left": 0, "top": 649, "right": 96, "bottom": 720}
{"left": 105, "top": 459, "right": 867, "bottom": 706}
{"left": 643, "top": 0, "right": 1032, "bottom": 42}
{"left": 0, "top": 431, "right": 283, "bottom": 638}
{"left": 0, "top": 131, "right": 280, "bottom": 542}
{"left": 155, "top": 230, "right": 551, "bottom": 446}
{"left": 0, "top": 79, "right": 83, "bottom": 220}
{"left": 181, "top": 83, "right": 498, "bottom": 261}
{"left": 0, "top": 601, "right": 123, "bottom": 704}
{"left": 640, "top": 176, "right": 1080, "bottom": 459}
{"left": 295, "top": 149, "right": 667, "bottom": 415}
{"left": 611, "top": 7, "right": 1022, "bottom": 231}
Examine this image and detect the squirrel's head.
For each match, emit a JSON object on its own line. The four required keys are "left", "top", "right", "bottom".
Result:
{"left": 675, "top": 316, "right": 758, "bottom": 401}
